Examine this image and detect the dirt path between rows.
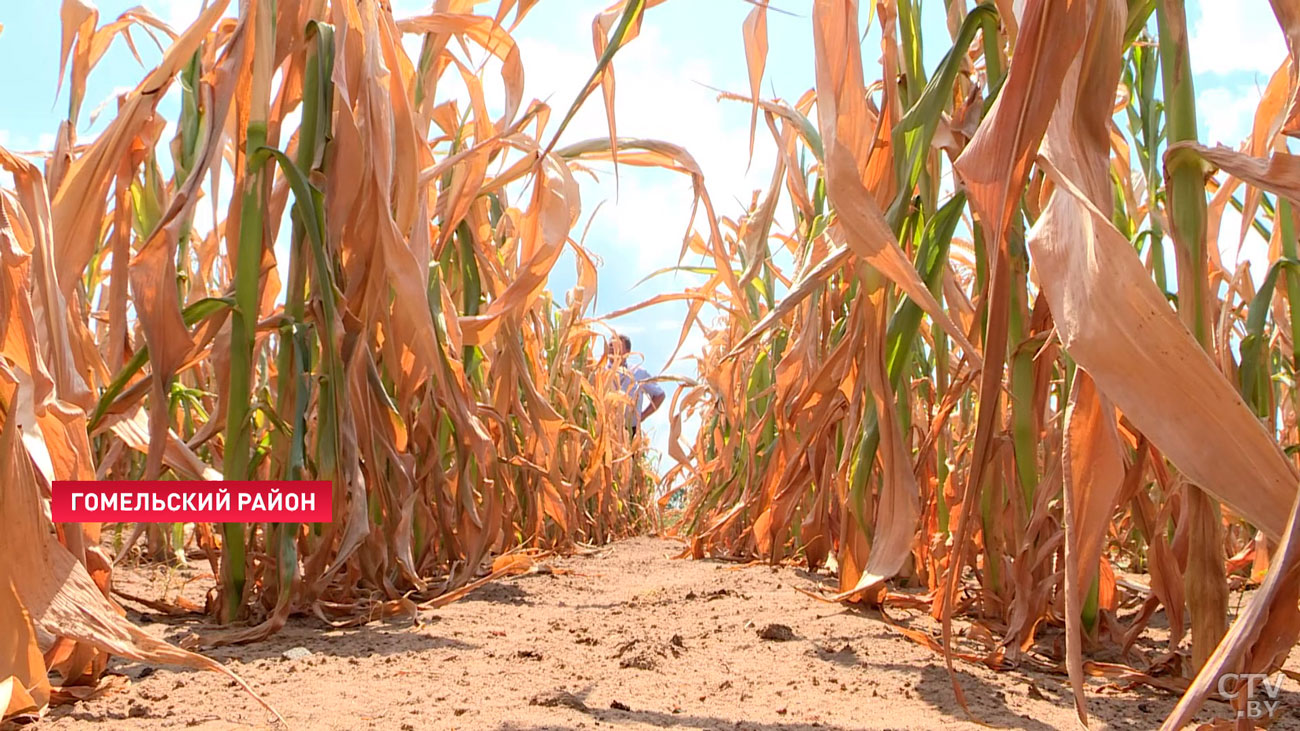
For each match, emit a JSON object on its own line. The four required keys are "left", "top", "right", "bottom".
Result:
{"left": 33, "top": 537, "right": 1295, "bottom": 730}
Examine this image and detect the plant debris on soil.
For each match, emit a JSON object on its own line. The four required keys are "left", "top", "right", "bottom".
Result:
{"left": 32, "top": 538, "right": 1300, "bottom": 730}
{"left": 758, "top": 623, "right": 795, "bottom": 641}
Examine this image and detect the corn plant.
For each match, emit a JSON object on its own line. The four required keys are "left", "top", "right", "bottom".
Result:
{"left": 669, "top": 1, "right": 1300, "bottom": 727}
{"left": 0, "top": 0, "right": 675, "bottom": 718}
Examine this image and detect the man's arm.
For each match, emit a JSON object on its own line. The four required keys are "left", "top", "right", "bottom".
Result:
{"left": 640, "top": 390, "right": 665, "bottom": 421}
{"left": 639, "top": 379, "right": 665, "bottom": 421}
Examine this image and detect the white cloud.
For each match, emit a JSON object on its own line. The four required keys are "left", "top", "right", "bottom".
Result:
{"left": 390, "top": 0, "right": 438, "bottom": 16}
{"left": 144, "top": 0, "right": 206, "bottom": 30}
{"left": 1197, "top": 85, "right": 1265, "bottom": 147}
{"left": 1217, "top": 206, "right": 1270, "bottom": 286}
{"left": 1189, "top": 1, "right": 1287, "bottom": 77}
{"left": 616, "top": 322, "right": 647, "bottom": 335}
{"left": 86, "top": 85, "right": 135, "bottom": 128}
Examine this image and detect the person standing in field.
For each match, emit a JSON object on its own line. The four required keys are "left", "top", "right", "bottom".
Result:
{"left": 609, "top": 333, "right": 665, "bottom": 437}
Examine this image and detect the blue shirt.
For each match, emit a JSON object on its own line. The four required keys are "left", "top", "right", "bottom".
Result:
{"left": 617, "top": 365, "right": 664, "bottom": 428}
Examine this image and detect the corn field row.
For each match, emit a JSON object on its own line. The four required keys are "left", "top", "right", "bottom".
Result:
{"left": 1, "top": 0, "right": 672, "bottom": 720}
{"left": 4, "top": 0, "right": 1300, "bottom": 728}
{"left": 665, "top": 0, "right": 1300, "bottom": 727}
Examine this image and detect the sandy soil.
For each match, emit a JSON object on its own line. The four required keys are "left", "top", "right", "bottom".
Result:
{"left": 29, "top": 537, "right": 1300, "bottom": 730}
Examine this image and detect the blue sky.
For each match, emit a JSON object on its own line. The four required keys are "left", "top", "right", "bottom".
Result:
{"left": 0, "top": 0, "right": 1286, "bottom": 472}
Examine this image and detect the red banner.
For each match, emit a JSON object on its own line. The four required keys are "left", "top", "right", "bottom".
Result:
{"left": 51, "top": 481, "right": 332, "bottom": 523}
